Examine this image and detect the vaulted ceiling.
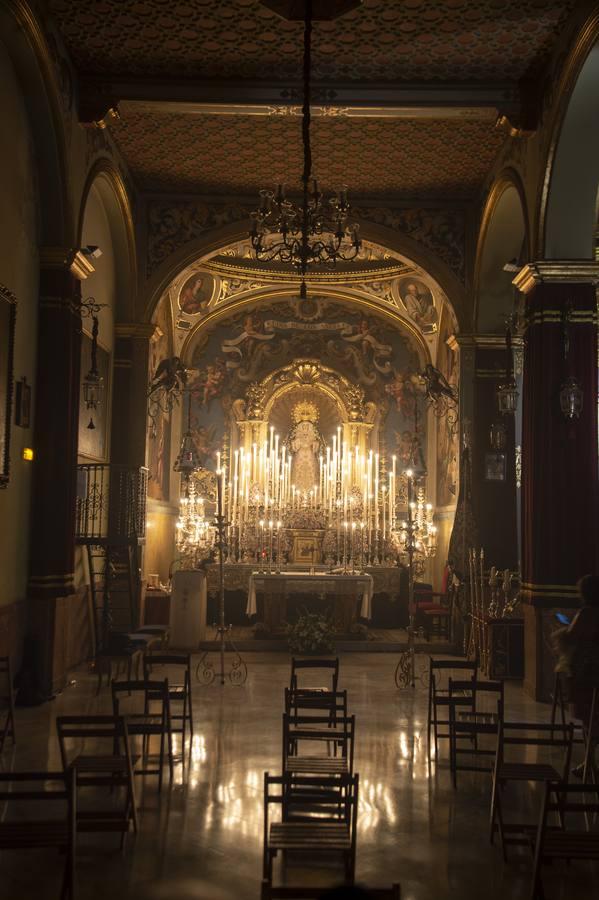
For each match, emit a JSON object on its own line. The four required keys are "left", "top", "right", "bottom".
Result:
{"left": 49, "top": 0, "right": 574, "bottom": 82}
{"left": 47, "top": 0, "right": 579, "bottom": 200}
{"left": 109, "top": 112, "right": 504, "bottom": 198}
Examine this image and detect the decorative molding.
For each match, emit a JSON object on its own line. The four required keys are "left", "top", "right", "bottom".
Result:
{"left": 513, "top": 260, "right": 599, "bottom": 293}
{"left": 146, "top": 200, "right": 466, "bottom": 282}
{"left": 451, "top": 333, "right": 524, "bottom": 350}
{"left": 115, "top": 322, "right": 159, "bottom": 340}
{"left": 40, "top": 248, "right": 96, "bottom": 280}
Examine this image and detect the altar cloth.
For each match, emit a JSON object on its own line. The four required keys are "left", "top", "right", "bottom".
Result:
{"left": 246, "top": 571, "right": 374, "bottom": 621}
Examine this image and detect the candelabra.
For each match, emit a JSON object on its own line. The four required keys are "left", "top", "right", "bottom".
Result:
{"left": 175, "top": 477, "right": 214, "bottom": 567}
{"left": 221, "top": 426, "right": 401, "bottom": 567}
{"left": 394, "top": 469, "right": 437, "bottom": 689}
{"left": 195, "top": 471, "right": 248, "bottom": 687}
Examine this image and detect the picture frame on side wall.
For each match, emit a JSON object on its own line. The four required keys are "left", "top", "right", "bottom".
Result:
{"left": 0, "top": 284, "right": 17, "bottom": 489}
{"left": 14, "top": 377, "right": 31, "bottom": 428}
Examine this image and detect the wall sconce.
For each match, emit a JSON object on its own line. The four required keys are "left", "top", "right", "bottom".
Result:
{"left": 81, "top": 297, "right": 106, "bottom": 430}
{"left": 559, "top": 375, "right": 583, "bottom": 420}
{"left": 560, "top": 305, "right": 583, "bottom": 421}
{"left": 496, "top": 323, "right": 519, "bottom": 414}
{"left": 489, "top": 421, "right": 507, "bottom": 452}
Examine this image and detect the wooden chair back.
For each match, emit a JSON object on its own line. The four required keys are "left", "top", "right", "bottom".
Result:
{"left": 111, "top": 678, "right": 170, "bottom": 721}
{"left": 531, "top": 782, "right": 599, "bottom": 899}
{"left": 496, "top": 720, "right": 574, "bottom": 776}
{"left": 143, "top": 651, "right": 192, "bottom": 679}
{"left": 283, "top": 713, "right": 355, "bottom": 772}
{"left": 449, "top": 677, "right": 504, "bottom": 719}
{"left": 0, "top": 770, "right": 76, "bottom": 899}
{"left": 56, "top": 714, "right": 133, "bottom": 769}
{"left": 284, "top": 687, "right": 348, "bottom": 719}
{"left": 290, "top": 657, "right": 339, "bottom": 692}
{"left": 264, "top": 771, "right": 359, "bottom": 828}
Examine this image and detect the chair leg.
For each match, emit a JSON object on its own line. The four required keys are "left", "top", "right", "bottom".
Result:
{"left": 188, "top": 688, "right": 195, "bottom": 738}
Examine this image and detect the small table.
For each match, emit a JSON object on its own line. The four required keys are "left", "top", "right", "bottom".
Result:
{"left": 247, "top": 571, "right": 373, "bottom": 633}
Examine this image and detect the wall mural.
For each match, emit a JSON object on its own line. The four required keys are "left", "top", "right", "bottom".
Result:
{"left": 147, "top": 297, "right": 172, "bottom": 501}
{"left": 436, "top": 305, "right": 459, "bottom": 506}
{"left": 396, "top": 276, "right": 438, "bottom": 332}
{"left": 187, "top": 297, "right": 427, "bottom": 476}
{"left": 178, "top": 270, "right": 216, "bottom": 316}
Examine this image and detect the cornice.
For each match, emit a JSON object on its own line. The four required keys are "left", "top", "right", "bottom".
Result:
{"left": 450, "top": 333, "right": 524, "bottom": 350}
{"left": 40, "top": 248, "right": 96, "bottom": 280}
{"left": 513, "top": 261, "right": 599, "bottom": 294}
{"left": 115, "top": 322, "right": 159, "bottom": 339}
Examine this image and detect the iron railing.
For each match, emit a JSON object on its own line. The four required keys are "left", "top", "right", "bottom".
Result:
{"left": 75, "top": 465, "right": 148, "bottom": 542}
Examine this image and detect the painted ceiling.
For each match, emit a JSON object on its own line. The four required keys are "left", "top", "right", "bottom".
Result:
{"left": 109, "top": 111, "right": 504, "bottom": 198}
{"left": 48, "top": 0, "right": 574, "bottom": 83}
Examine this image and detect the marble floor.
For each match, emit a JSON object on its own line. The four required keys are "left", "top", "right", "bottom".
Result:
{"left": 1, "top": 653, "right": 597, "bottom": 899}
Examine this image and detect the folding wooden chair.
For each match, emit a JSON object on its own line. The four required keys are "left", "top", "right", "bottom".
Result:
{"left": 263, "top": 772, "right": 359, "bottom": 886}
{"left": 0, "top": 770, "right": 76, "bottom": 899}
{"left": 56, "top": 714, "right": 138, "bottom": 841}
{"left": 448, "top": 677, "right": 504, "bottom": 788}
{"left": 530, "top": 782, "right": 599, "bottom": 900}
{"left": 283, "top": 713, "right": 355, "bottom": 778}
{"left": 0, "top": 655, "right": 16, "bottom": 751}
{"left": 260, "top": 881, "right": 401, "bottom": 899}
{"left": 290, "top": 657, "right": 339, "bottom": 694}
{"left": 489, "top": 720, "right": 574, "bottom": 859}
{"left": 143, "top": 651, "right": 194, "bottom": 749}
{"left": 284, "top": 687, "right": 348, "bottom": 720}
{"left": 427, "top": 658, "right": 477, "bottom": 758}
{"left": 111, "top": 679, "right": 174, "bottom": 791}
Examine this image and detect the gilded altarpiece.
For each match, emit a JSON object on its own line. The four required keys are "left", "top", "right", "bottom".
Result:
{"left": 186, "top": 296, "right": 429, "bottom": 563}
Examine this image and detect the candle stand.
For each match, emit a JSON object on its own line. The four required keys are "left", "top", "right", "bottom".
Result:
{"left": 394, "top": 471, "right": 435, "bottom": 690}
{"left": 196, "top": 510, "right": 248, "bottom": 687}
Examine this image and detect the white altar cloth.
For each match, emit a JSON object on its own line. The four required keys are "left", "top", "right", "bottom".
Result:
{"left": 246, "top": 571, "right": 374, "bottom": 620}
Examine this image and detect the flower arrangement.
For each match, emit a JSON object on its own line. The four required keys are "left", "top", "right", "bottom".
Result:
{"left": 286, "top": 610, "right": 335, "bottom": 654}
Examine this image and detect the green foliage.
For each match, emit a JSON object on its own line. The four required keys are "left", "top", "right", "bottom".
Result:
{"left": 286, "top": 610, "right": 335, "bottom": 654}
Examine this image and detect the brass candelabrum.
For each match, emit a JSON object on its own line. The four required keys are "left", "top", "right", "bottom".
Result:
{"left": 394, "top": 470, "right": 435, "bottom": 690}
{"left": 196, "top": 510, "right": 248, "bottom": 687}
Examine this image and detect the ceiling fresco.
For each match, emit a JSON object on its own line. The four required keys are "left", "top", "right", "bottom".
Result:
{"left": 110, "top": 111, "right": 504, "bottom": 198}
{"left": 48, "top": 0, "right": 575, "bottom": 83}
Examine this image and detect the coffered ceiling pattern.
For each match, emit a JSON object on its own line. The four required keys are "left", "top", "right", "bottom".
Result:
{"left": 48, "top": 0, "right": 575, "bottom": 83}
{"left": 111, "top": 111, "right": 504, "bottom": 198}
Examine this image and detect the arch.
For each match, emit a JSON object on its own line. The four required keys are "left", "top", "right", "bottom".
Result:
{"left": 77, "top": 160, "right": 137, "bottom": 321}
{"left": 141, "top": 216, "right": 467, "bottom": 332}
{"left": 474, "top": 170, "right": 529, "bottom": 332}
{"left": 540, "top": 12, "right": 599, "bottom": 259}
{"left": 180, "top": 285, "right": 432, "bottom": 369}
{"left": 0, "top": 1, "right": 72, "bottom": 246}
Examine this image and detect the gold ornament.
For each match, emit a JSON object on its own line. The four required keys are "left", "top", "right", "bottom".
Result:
{"left": 291, "top": 400, "right": 319, "bottom": 424}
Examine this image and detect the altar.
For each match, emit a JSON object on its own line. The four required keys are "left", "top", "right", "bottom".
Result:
{"left": 247, "top": 571, "right": 373, "bottom": 633}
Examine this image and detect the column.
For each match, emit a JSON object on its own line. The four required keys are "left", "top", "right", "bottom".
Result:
{"left": 111, "top": 323, "right": 157, "bottom": 467}
{"left": 454, "top": 334, "right": 520, "bottom": 570}
{"left": 514, "top": 261, "right": 599, "bottom": 700}
{"left": 27, "top": 249, "right": 94, "bottom": 698}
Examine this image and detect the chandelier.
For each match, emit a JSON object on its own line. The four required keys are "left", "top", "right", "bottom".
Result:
{"left": 250, "top": 0, "right": 361, "bottom": 294}
{"left": 175, "top": 476, "right": 214, "bottom": 565}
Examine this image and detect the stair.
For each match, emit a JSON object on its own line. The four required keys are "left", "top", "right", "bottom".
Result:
{"left": 86, "top": 543, "right": 141, "bottom": 654}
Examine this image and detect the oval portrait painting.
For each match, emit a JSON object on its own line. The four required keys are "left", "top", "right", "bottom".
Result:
{"left": 178, "top": 271, "right": 216, "bottom": 316}
{"left": 396, "top": 277, "right": 438, "bottom": 329}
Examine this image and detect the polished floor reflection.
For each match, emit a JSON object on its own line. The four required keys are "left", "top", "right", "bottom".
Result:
{"left": 1, "top": 653, "right": 597, "bottom": 899}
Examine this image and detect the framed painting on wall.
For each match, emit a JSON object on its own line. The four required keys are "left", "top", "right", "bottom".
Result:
{"left": 78, "top": 332, "right": 111, "bottom": 461}
{"left": 0, "top": 284, "right": 17, "bottom": 489}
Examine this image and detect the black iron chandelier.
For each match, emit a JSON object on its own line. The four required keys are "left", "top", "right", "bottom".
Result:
{"left": 249, "top": 0, "right": 362, "bottom": 295}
